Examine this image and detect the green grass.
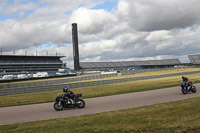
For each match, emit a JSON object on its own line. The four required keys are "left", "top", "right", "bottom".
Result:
{"left": 0, "top": 72, "right": 200, "bottom": 107}
{"left": 1, "top": 96, "right": 200, "bottom": 133}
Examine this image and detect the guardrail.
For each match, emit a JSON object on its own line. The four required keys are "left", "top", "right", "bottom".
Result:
{"left": 0, "top": 68, "right": 177, "bottom": 90}
{"left": 0, "top": 70, "right": 199, "bottom": 96}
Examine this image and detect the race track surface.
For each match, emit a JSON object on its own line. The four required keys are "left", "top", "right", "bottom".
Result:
{"left": 0, "top": 84, "right": 200, "bottom": 125}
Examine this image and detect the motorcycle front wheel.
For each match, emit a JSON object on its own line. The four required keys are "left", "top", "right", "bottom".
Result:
{"left": 192, "top": 86, "right": 197, "bottom": 93}
{"left": 182, "top": 87, "right": 187, "bottom": 94}
{"left": 54, "top": 102, "right": 63, "bottom": 111}
{"left": 76, "top": 99, "right": 85, "bottom": 108}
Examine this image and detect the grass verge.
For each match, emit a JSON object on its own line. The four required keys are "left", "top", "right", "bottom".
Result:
{"left": 0, "top": 96, "right": 200, "bottom": 133}
{"left": 0, "top": 73, "right": 200, "bottom": 107}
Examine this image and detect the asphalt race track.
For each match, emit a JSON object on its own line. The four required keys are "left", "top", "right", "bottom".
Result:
{"left": 0, "top": 84, "right": 200, "bottom": 125}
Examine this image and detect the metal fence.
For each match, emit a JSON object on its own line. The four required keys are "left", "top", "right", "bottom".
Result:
{"left": 0, "top": 70, "right": 200, "bottom": 96}
{"left": 0, "top": 68, "right": 177, "bottom": 90}
{"left": 120, "top": 68, "right": 174, "bottom": 75}
{"left": 0, "top": 73, "right": 118, "bottom": 89}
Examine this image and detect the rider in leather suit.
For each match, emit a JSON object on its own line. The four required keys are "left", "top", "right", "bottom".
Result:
{"left": 63, "top": 87, "right": 75, "bottom": 99}
{"left": 182, "top": 75, "right": 191, "bottom": 88}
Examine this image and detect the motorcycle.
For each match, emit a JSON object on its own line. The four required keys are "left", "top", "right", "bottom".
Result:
{"left": 180, "top": 81, "right": 197, "bottom": 94}
{"left": 54, "top": 93, "right": 85, "bottom": 111}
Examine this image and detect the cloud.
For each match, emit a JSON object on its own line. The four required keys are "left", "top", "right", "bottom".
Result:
{"left": 0, "top": 0, "right": 38, "bottom": 18}
{"left": 68, "top": 7, "right": 117, "bottom": 43}
{"left": 117, "top": 0, "right": 200, "bottom": 31}
{"left": 145, "top": 30, "right": 172, "bottom": 42}
{"left": 0, "top": 19, "right": 69, "bottom": 51}
{"left": 0, "top": 0, "right": 111, "bottom": 51}
{"left": 1, "top": 0, "right": 200, "bottom": 68}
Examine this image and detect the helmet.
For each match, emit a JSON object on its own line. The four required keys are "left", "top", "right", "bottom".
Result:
{"left": 182, "top": 75, "right": 186, "bottom": 80}
{"left": 63, "top": 87, "right": 69, "bottom": 92}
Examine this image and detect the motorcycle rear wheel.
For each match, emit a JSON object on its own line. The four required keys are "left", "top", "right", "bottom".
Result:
{"left": 76, "top": 99, "right": 85, "bottom": 108}
{"left": 54, "top": 102, "right": 63, "bottom": 111}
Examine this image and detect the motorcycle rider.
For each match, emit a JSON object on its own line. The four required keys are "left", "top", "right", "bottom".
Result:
{"left": 182, "top": 75, "right": 191, "bottom": 89}
{"left": 63, "top": 87, "right": 75, "bottom": 99}
{"left": 63, "top": 87, "right": 75, "bottom": 104}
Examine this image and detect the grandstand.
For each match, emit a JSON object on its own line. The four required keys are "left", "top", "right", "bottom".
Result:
{"left": 188, "top": 54, "right": 200, "bottom": 65}
{"left": 80, "top": 59, "right": 181, "bottom": 70}
{"left": 0, "top": 55, "right": 65, "bottom": 72}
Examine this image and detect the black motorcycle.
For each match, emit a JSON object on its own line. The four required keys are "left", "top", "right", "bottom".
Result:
{"left": 54, "top": 93, "right": 85, "bottom": 111}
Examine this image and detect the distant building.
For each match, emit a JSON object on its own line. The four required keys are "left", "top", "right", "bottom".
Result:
{"left": 80, "top": 59, "right": 182, "bottom": 71}
{"left": 188, "top": 54, "right": 200, "bottom": 65}
{"left": 0, "top": 55, "right": 66, "bottom": 72}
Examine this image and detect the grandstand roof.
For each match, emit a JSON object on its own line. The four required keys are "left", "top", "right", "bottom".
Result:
{"left": 0, "top": 55, "right": 65, "bottom": 64}
{"left": 80, "top": 59, "right": 181, "bottom": 70}
{"left": 0, "top": 55, "right": 65, "bottom": 58}
{"left": 188, "top": 54, "right": 200, "bottom": 64}
{"left": 0, "top": 55, "right": 65, "bottom": 72}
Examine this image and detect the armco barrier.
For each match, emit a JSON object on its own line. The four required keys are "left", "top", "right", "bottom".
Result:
{"left": 0, "top": 73, "right": 118, "bottom": 89}
{"left": 0, "top": 68, "right": 176, "bottom": 89}
{"left": 0, "top": 70, "right": 200, "bottom": 96}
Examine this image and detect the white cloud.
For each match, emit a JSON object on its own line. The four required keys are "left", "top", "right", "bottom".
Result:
{"left": 68, "top": 7, "right": 117, "bottom": 40}
{"left": 117, "top": 0, "right": 200, "bottom": 31}
{"left": 0, "top": 1, "right": 38, "bottom": 15}
{"left": 1, "top": 0, "right": 200, "bottom": 68}
{"left": 145, "top": 30, "right": 172, "bottom": 42}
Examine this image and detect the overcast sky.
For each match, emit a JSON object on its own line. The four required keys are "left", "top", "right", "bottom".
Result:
{"left": 1, "top": 0, "right": 200, "bottom": 68}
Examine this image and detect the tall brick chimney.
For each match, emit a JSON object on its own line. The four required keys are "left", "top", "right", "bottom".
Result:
{"left": 72, "top": 23, "right": 80, "bottom": 71}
